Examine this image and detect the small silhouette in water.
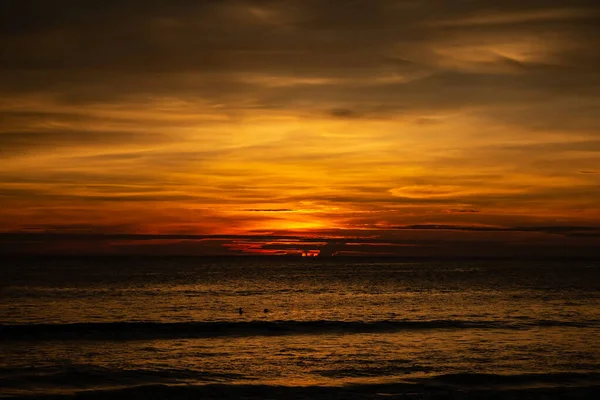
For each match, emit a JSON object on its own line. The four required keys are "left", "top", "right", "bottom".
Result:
{"left": 264, "top": 308, "right": 270, "bottom": 313}
{"left": 238, "top": 307, "right": 243, "bottom": 315}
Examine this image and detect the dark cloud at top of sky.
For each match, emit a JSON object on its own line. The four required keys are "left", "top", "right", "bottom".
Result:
{"left": 1, "top": 1, "right": 599, "bottom": 78}
{"left": 0, "top": 0, "right": 598, "bottom": 140}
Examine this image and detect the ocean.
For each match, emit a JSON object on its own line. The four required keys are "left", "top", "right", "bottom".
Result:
{"left": 1, "top": 257, "right": 599, "bottom": 399}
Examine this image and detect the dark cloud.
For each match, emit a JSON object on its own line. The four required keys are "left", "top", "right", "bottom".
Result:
{"left": 4, "top": 224, "right": 600, "bottom": 241}
{"left": 446, "top": 209, "right": 481, "bottom": 214}
{"left": 388, "top": 224, "right": 600, "bottom": 236}
{"left": 1, "top": 0, "right": 599, "bottom": 112}
{"left": 243, "top": 208, "right": 294, "bottom": 212}
{"left": 0, "top": 129, "right": 169, "bottom": 156}
{"left": 1, "top": 228, "right": 599, "bottom": 257}
{"left": 0, "top": 187, "right": 204, "bottom": 203}
{"left": 0, "top": 185, "right": 283, "bottom": 205}
{"left": 497, "top": 140, "right": 600, "bottom": 153}
{"left": 329, "top": 108, "right": 362, "bottom": 119}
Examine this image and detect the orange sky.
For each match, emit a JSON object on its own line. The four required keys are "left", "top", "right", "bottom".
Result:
{"left": 1, "top": 0, "right": 599, "bottom": 256}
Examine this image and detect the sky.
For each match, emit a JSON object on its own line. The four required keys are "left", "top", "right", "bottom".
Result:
{"left": 1, "top": 0, "right": 600, "bottom": 257}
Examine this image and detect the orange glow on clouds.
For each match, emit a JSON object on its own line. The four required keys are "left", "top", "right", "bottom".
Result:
{"left": 1, "top": 1, "right": 599, "bottom": 256}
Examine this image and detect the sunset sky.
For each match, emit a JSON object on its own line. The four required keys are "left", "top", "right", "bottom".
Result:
{"left": 1, "top": 0, "right": 599, "bottom": 256}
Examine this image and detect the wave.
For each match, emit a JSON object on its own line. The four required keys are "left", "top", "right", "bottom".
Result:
{"left": 413, "top": 371, "right": 600, "bottom": 387}
{"left": 1, "top": 319, "right": 597, "bottom": 341}
{"left": 3, "top": 373, "right": 600, "bottom": 400}
{"left": 0, "top": 365, "right": 245, "bottom": 390}
{"left": 4, "top": 365, "right": 598, "bottom": 388}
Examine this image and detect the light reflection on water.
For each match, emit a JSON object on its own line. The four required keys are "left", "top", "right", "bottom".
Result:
{"left": 2, "top": 259, "right": 599, "bottom": 324}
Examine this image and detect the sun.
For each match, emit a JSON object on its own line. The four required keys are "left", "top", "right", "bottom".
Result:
{"left": 301, "top": 250, "right": 320, "bottom": 257}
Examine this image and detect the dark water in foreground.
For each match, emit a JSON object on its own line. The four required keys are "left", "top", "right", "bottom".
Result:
{"left": 1, "top": 258, "right": 599, "bottom": 399}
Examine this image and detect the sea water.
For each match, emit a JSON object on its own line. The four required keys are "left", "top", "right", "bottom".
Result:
{"left": 1, "top": 258, "right": 599, "bottom": 398}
